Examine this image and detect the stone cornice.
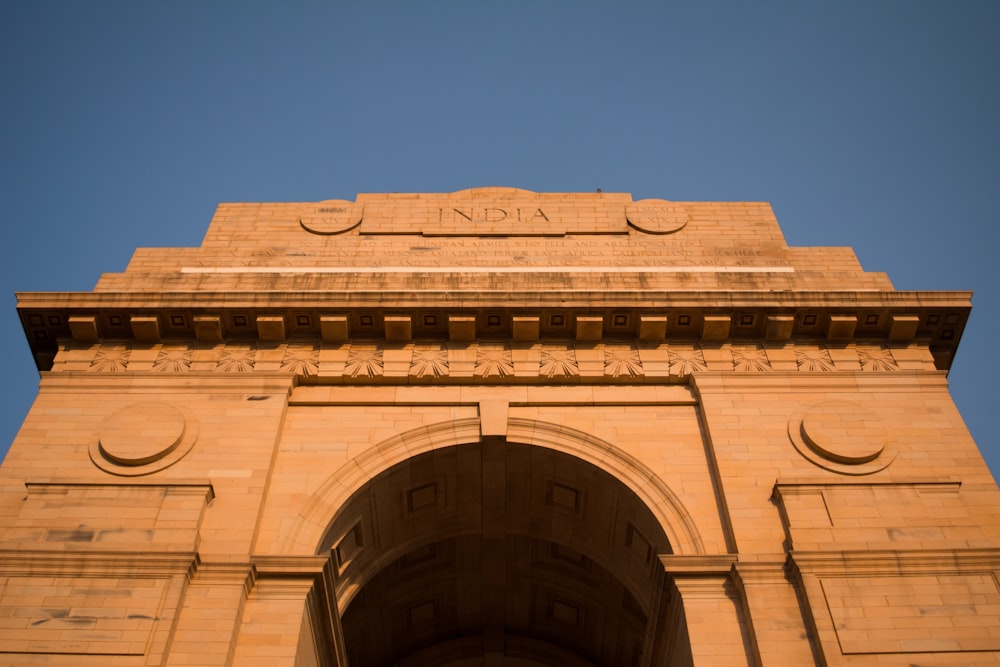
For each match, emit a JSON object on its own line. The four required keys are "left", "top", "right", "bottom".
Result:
{"left": 788, "top": 548, "right": 1000, "bottom": 575}
{"left": 659, "top": 553, "right": 739, "bottom": 575}
{"left": 18, "top": 289, "right": 970, "bottom": 373}
{"left": 16, "top": 288, "right": 974, "bottom": 309}
{"left": 0, "top": 550, "right": 199, "bottom": 576}
{"left": 23, "top": 479, "right": 216, "bottom": 505}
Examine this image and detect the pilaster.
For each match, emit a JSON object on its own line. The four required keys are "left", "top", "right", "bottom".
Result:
{"left": 659, "top": 555, "right": 753, "bottom": 667}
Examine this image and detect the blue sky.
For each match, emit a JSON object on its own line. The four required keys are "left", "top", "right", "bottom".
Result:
{"left": 1, "top": 2, "right": 998, "bottom": 478}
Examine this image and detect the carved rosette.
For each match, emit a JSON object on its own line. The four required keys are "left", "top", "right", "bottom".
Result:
{"left": 153, "top": 346, "right": 192, "bottom": 372}
{"left": 539, "top": 348, "right": 579, "bottom": 378}
{"left": 604, "top": 345, "right": 643, "bottom": 378}
{"left": 345, "top": 345, "right": 384, "bottom": 377}
{"left": 410, "top": 345, "right": 449, "bottom": 378}
{"left": 795, "top": 347, "right": 834, "bottom": 372}
{"left": 668, "top": 347, "right": 707, "bottom": 375}
{"left": 217, "top": 346, "right": 256, "bottom": 372}
{"left": 732, "top": 346, "right": 771, "bottom": 372}
{"left": 281, "top": 344, "right": 320, "bottom": 376}
{"left": 90, "top": 345, "right": 131, "bottom": 372}
{"left": 475, "top": 345, "right": 514, "bottom": 378}
{"left": 857, "top": 346, "right": 899, "bottom": 372}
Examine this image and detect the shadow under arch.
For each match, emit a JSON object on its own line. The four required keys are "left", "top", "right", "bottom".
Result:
{"left": 285, "top": 416, "right": 704, "bottom": 558}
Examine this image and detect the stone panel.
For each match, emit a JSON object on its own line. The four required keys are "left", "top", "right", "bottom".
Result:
{"left": 0, "top": 483, "right": 213, "bottom": 553}
{"left": 0, "top": 575, "right": 170, "bottom": 655}
{"left": 821, "top": 573, "right": 1000, "bottom": 654}
{"left": 774, "top": 480, "right": 974, "bottom": 551}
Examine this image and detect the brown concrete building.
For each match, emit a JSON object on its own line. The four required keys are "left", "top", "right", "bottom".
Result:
{"left": 3, "top": 187, "right": 999, "bottom": 666}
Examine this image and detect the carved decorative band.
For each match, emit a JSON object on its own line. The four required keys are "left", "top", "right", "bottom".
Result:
{"left": 53, "top": 342, "right": 905, "bottom": 380}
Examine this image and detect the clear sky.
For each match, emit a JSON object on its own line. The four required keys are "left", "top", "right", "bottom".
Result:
{"left": 1, "top": 2, "right": 998, "bottom": 479}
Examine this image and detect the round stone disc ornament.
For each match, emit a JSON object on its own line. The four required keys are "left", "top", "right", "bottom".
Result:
{"left": 626, "top": 199, "right": 689, "bottom": 234}
{"left": 801, "top": 402, "right": 885, "bottom": 464}
{"left": 92, "top": 401, "right": 198, "bottom": 475}
{"left": 788, "top": 400, "right": 895, "bottom": 475}
{"left": 300, "top": 200, "right": 364, "bottom": 235}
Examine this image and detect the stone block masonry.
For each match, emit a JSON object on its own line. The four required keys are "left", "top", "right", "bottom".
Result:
{"left": 3, "top": 188, "right": 997, "bottom": 666}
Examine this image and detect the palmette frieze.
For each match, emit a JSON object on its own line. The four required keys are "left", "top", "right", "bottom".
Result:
{"left": 539, "top": 347, "right": 579, "bottom": 378}
{"left": 343, "top": 345, "right": 384, "bottom": 377}
{"left": 668, "top": 347, "right": 708, "bottom": 375}
{"left": 474, "top": 345, "right": 515, "bottom": 378}
{"left": 857, "top": 345, "right": 900, "bottom": 372}
{"left": 732, "top": 346, "right": 772, "bottom": 372}
{"left": 216, "top": 345, "right": 256, "bottom": 372}
{"left": 280, "top": 344, "right": 321, "bottom": 376}
{"left": 89, "top": 345, "right": 131, "bottom": 372}
{"left": 410, "top": 344, "right": 449, "bottom": 378}
{"left": 604, "top": 345, "right": 644, "bottom": 377}
{"left": 794, "top": 347, "right": 835, "bottom": 372}
{"left": 51, "top": 341, "right": 919, "bottom": 380}
{"left": 153, "top": 345, "right": 193, "bottom": 372}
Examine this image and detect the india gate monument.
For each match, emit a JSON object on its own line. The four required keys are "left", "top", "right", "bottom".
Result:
{"left": 2, "top": 187, "right": 999, "bottom": 666}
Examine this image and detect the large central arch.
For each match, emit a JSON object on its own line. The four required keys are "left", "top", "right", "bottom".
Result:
{"left": 298, "top": 419, "right": 705, "bottom": 666}
{"left": 287, "top": 418, "right": 704, "bottom": 558}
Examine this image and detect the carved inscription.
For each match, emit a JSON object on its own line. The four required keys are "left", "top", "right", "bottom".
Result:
{"left": 239, "top": 237, "right": 788, "bottom": 269}
{"left": 300, "top": 201, "right": 364, "bottom": 235}
{"left": 440, "top": 208, "right": 550, "bottom": 223}
{"left": 356, "top": 192, "right": 629, "bottom": 236}
{"left": 626, "top": 199, "right": 689, "bottom": 234}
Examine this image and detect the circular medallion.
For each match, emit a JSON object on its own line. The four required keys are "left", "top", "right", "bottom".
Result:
{"left": 626, "top": 199, "right": 688, "bottom": 234}
{"left": 300, "top": 201, "right": 364, "bottom": 235}
{"left": 92, "top": 401, "right": 199, "bottom": 476}
{"left": 99, "top": 402, "right": 184, "bottom": 465}
{"left": 801, "top": 402, "right": 885, "bottom": 464}
{"left": 788, "top": 400, "right": 894, "bottom": 475}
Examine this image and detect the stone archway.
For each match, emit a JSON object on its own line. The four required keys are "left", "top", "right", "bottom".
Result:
{"left": 318, "top": 439, "right": 690, "bottom": 666}
{"left": 288, "top": 418, "right": 704, "bottom": 559}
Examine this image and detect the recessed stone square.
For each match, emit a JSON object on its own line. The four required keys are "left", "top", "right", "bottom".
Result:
{"left": 406, "top": 482, "right": 438, "bottom": 512}
{"left": 547, "top": 481, "right": 581, "bottom": 513}
{"left": 408, "top": 600, "right": 436, "bottom": 627}
{"left": 551, "top": 599, "right": 580, "bottom": 626}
